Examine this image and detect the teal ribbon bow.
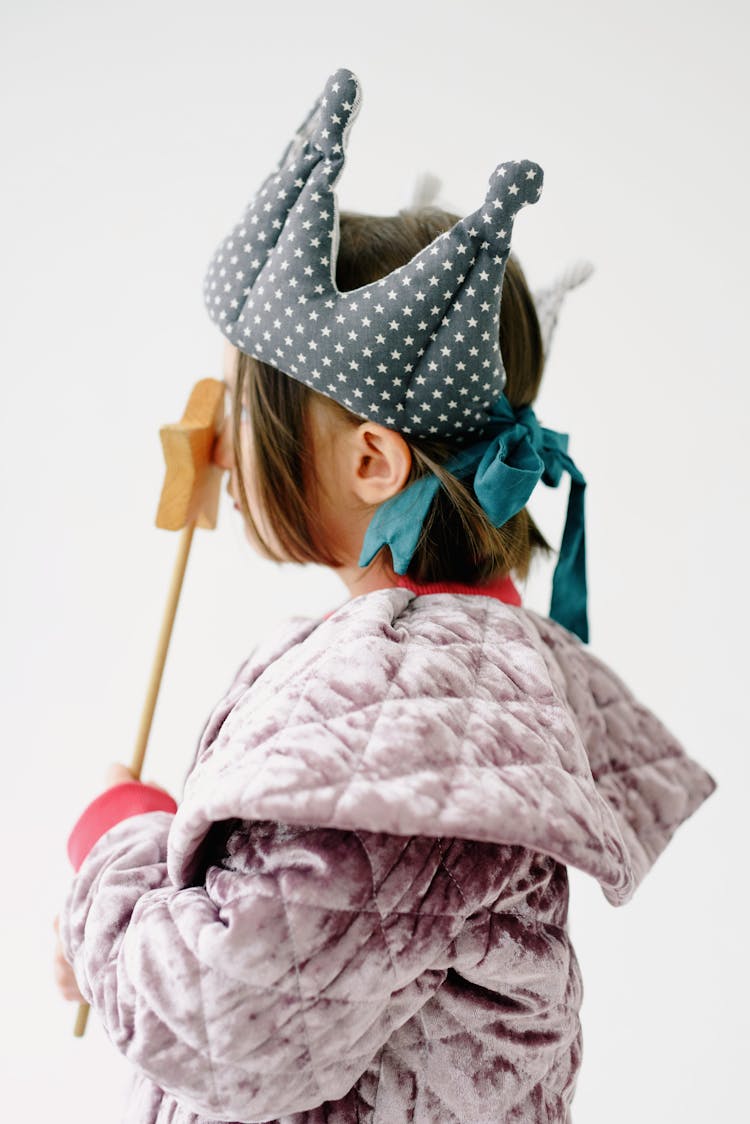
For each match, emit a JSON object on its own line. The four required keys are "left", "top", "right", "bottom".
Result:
{"left": 359, "top": 394, "right": 589, "bottom": 643}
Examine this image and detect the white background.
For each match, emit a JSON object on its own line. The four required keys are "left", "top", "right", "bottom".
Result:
{"left": 1, "top": 0, "right": 746, "bottom": 1120}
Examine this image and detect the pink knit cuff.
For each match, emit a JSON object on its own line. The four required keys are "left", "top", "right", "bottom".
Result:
{"left": 395, "top": 573, "right": 522, "bottom": 604}
{"left": 67, "top": 782, "right": 178, "bottom": 872}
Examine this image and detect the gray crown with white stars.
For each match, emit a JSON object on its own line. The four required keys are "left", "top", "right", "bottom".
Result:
{"left": 203, "top": 68, "right": 544, "bottom": 441}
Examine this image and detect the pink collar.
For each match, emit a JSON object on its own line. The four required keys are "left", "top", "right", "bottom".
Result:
{"left": 323, "top": 574, "right": 522, "bottom": 620}
{"left": 394, "top": 573, "right": 522, "bottom": 606}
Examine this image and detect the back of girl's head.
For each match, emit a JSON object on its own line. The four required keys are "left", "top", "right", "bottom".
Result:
{"left": 232, "top": 207, "right": 553, "bottom": 583}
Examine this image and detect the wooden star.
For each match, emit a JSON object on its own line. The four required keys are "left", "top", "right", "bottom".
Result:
{"left": 156, "top": 378, "right": 225, "bottom": 530}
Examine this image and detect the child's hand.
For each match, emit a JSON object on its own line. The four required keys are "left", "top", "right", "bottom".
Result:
{"left": 103, "top": 761, "right": 172, "bottom": 798}
{"left": 52, "top": 914, "right": 84, "bottom": 1003}
{"left": 104, "top": 761, "right": 138, "bottom": 787}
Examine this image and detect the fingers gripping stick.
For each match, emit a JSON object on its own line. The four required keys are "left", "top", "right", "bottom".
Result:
{"left": 73, "top": 379, "right": 225, "bottom": 1038}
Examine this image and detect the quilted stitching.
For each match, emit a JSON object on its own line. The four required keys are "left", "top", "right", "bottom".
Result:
{"left": 61, "top": 589, "right": 716, "bottom": 1124}
{"left": 170, "top": 591, "right": 713, "bottom": 907}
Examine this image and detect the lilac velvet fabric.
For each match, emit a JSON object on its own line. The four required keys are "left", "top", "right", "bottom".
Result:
{"left": 60, "top": 589, "right": 717, "bottom": 1123}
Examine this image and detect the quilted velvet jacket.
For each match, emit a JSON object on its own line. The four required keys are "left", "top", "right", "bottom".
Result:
{"left": 60, "top": 587, "right": 717, "bottom": 1123}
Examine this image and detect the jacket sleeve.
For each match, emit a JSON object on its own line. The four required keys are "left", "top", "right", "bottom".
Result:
{"left": 60, "top": 812, "right": 521, "bottom": 1121}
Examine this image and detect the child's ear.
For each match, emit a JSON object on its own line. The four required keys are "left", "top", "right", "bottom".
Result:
{"left": 351, "top": 423, "right": 412, "bottom": 505}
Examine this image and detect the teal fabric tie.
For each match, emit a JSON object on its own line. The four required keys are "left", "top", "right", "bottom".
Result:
{"left": 359, "top": 395, "right": 589, "bottom": 643}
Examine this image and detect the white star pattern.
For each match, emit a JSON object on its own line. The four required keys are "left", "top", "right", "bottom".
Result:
{"left": 203, "top": 71, "right": 543, "bottom": 438}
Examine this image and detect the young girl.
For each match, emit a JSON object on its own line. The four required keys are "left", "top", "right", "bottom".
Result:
{"left": 55, "top": 69, "right": 717, "bottom": 1123}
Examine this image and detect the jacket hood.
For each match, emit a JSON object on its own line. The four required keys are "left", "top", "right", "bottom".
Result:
{"left": 169, "top": 588, "right": 717, "bottom": 905}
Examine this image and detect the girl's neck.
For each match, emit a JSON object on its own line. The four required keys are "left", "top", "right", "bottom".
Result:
{"left": 334, "top": 560, "right": 521, "bottom": 605}
{"left": 335, "top": 557, "right": 401, "bottom": 598}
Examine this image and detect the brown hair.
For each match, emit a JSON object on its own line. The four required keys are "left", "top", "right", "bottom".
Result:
{"left": 232, "top": 207, "right": 553, "bottom": 583}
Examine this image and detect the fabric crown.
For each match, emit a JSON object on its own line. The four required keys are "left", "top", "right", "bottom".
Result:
{"left": 203, "top": 67, "right": 542, "bottom": 439}
{"left": 202, "top": 67, "right": 591, "bottom": 643}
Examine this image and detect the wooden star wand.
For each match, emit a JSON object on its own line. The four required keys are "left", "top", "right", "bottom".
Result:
{"left": 73, "top": 378, "right": 225, "bottom": 1037}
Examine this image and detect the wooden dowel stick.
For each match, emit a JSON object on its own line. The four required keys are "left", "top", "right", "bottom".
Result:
{"left": 72, "top": 377, "right": 224, "bottom": 1040}
{"left": 131, "top": 521, "right": 196, "bottom": 780}
{"left": 73, "top": 521, "right": 196, "bottom": 1037}
{"left": 73, "top": 1002, "right": 89, "bottom": 1037}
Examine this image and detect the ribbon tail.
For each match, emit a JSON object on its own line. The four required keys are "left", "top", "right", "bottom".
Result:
{"left": 359, "top": 475, "right": 442, "bottom": 574}
{"left": 549, "top": 458, "right": 589, "bottom": 643}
